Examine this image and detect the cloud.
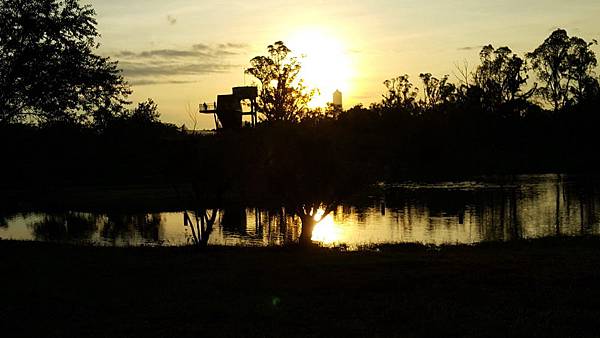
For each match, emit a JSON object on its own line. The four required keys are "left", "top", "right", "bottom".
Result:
{"left": 116, "top": 43, "right": 248, "bottom": 59}
{"left": 113, "top": 42, "right": 248, "bottom": 85}
{"left": 117, "top": 49, "right": 210, "bottom": 58}
{"left": 120, "top": 61, "right": 237, "bottom": 77}
{"left": 218, "top": 43, "right": 249, "bottom": 49}
{"left": 457, "top": 45, "right": 483, "bottom": 51}
{"left": 116, "top": 50, "right": 136, "bottom": 57}
{"left": 192, "top": 43, "right": 210, "bottom": 50}
{"left": 167, "top": 15, "right": 177, "bottom": 25}
{"left": 129, "top": 79, "right": 199, "bottom": 86}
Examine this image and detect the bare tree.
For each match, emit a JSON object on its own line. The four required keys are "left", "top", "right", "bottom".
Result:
{"left": 453, "top": 60, "right": 473, "bottom": 88}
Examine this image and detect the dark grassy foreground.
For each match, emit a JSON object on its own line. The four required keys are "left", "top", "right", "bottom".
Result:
{"left": 1, "top": 238, "right": 600, "bottom": 337}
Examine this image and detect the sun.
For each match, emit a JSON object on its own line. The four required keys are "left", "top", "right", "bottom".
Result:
{"left": 286, "top": 28, "right": 353, "bottom": 108}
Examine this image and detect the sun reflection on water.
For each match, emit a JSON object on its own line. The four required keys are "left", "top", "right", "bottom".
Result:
{"left": 2, "top": 175, "right": 597, "bottom": 248}
{"left": 311, "top": 210, "right": 342, "bottom": 244}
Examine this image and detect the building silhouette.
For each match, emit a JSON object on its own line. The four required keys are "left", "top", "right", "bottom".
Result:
{"left": 333, "top": 90, "right": 343, "bottom": 109}
{"left": 199, "top": 86, "right": 258, "bottom": 130}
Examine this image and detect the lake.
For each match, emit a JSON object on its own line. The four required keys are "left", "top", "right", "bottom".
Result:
{"left": 1, "top": 174, "right": 599, "bottom": 248}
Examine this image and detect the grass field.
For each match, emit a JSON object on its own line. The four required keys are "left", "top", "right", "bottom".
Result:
{"left": 1, "top": 237, "right": 600, "bottom": 337}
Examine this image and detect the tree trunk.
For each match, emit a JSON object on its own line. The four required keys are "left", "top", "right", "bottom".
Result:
{"left": 299, "top": 215, "right": 316, "bottom": 247}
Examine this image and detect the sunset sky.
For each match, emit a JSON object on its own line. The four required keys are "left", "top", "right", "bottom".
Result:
{"left": 87, "top": 0, "right": 600, "bottom": 129}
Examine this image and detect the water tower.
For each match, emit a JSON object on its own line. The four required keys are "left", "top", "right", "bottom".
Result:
{"left": 333, "top": 89, "right": 343, "bottom": 109}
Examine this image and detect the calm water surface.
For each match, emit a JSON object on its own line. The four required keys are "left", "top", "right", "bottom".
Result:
{"left": 2, "top": 174, "right": 599, "bottom": 248}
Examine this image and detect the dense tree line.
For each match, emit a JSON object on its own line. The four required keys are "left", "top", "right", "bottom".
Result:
{"left": 2, "top": 1, "right": 598, "bottom": 245}
{"left": 0, "top": 0, "right": 173, "bottom": 132}
{"left": 246, "top": 29, "right": 598, "bottom": 125}
{"left": 1, "top": 0, "right": 598, "bottom": 201}
{"left": 0, "top": 0, "right": 126, "bottom": 126}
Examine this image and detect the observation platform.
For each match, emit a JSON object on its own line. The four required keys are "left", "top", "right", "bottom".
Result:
{"left": 199, "top": 86, "right": 259, "bottom": 130}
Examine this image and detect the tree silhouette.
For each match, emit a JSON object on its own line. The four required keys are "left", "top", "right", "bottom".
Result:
{"left": 568, "top": 36, "right": 600, "bottom": 105}
{"left": 129, "top": 99, "right": 161, "bottom": 124}
{"left": 381, "top": 75, "right": 419, "bottom": 113}
{"left": 184, "top": 209, "right": 218, "bottom": 249}
{"left": 0, "top": 0, "right": 130, "bottom": 125}
{"left": 527, "top": 29, "right": 598, "bottom": 112}
{"left": 245, "top": 41, "right": 316, "bottom": 122}
{"left": 474, "top": 45, "right": 533, "bottom": 114}
{"left": 419, "top": 73, "right": 456, "bottom": 111}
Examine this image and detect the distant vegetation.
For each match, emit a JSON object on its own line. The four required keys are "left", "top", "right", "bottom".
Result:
{"left": 1, "top": 0, "right": 599, "bottom": 203}
{"left": 2, "top": 0, "right": 600, "bottom": 247}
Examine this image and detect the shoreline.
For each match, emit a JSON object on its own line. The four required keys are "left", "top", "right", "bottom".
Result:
{"left": 1, "top": 172, "right": 597, "bottom": 213}
{"left": 2, "top": 237, "right": 600, "bottom": 337}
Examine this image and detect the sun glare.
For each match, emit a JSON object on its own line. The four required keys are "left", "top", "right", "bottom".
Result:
{"left": 287, "top": 28, "right": 353, "bottom": 108}
{"left": 311, "top": 209, "right": 342, "bottom": 244}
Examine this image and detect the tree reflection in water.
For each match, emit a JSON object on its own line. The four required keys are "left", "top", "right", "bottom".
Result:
{"left": 4, "top": 175, "right": 599, "bottom": 247}
{"left": 184, "top": 209, "right": 218, "bottom": 248}
{"left": 295, "top": 202, "right": 337, "bottom": 246}
{"left": 27, "top": 213, "right": 164, "bottom": 245}
{"left": 101, "top": 214, "right": 163, "bottom": 244}
{"left": 30, "top": 213, "right": 99, "bottom": 242}
{"left": 220, "top": 208, "right": 247, "bottom": 235}
{"left": 0, "top": 213, "right": 9, "bottom": 228}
